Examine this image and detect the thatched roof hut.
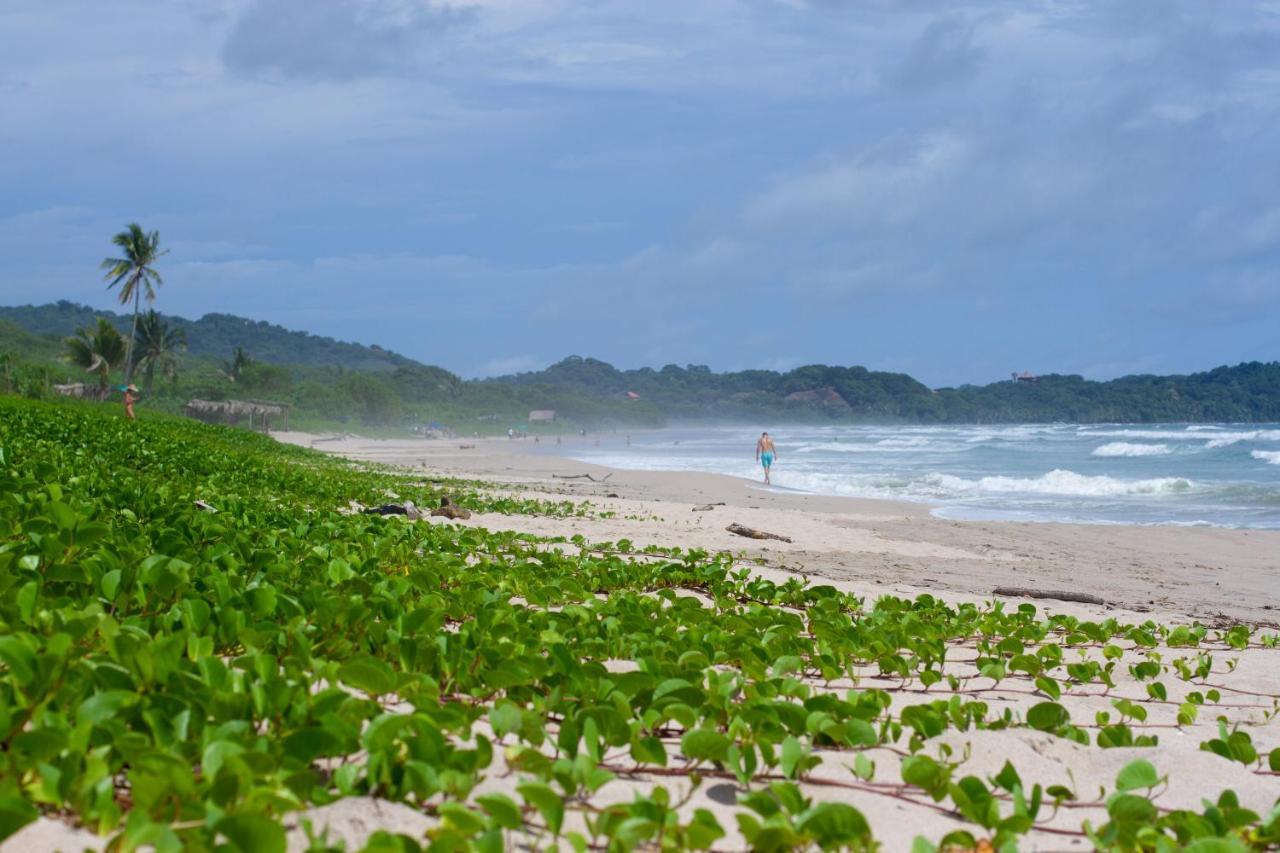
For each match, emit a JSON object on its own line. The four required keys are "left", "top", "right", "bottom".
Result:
{"left": 54, "top": 383, "right": 106, "bottom": 401}
{"left": 185, "top": 399, "right": 289, "bottom": 431}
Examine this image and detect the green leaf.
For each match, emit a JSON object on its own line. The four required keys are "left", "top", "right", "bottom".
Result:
{"left": 796, "top": 802, "right": 870, "bottom": 843}
{"left": 681, "top": 729, "right": 730, "bottom": 763}
{"left": 474, "top": 794, "right": 522, "bottom": 830}
{"left": 1026, "top": 701, "right": 1068, "bottom": 731}
{"left": 1033, "top": 675, "right": 1061, "bottom": 700}
{"left": 437, "top": 802, "right": 486, "bottom": 836}
{"left": 337, "top": 655, "right": 395, "bottom": 696}
{"left": 780, "top": 735, "right": 804, "bottom": 779}
{"left": 0, "top": 636, "right": 35, "bottom": 686}
{"left": 1115, "top": 759, "right": 1160, "bottom": 792}
{"left": 489, "top": 702, "right": 522, "bottom": 739}
{"left": 0, "top": 797, "right": 38, "bottom": 842}
{"left": 216, "top": 814, "right": 285, "bottom": 853}
{"left": 518, "top": 782, "right": 564, "bottom": 836}
{"left": 101, "top": 568, "right": 122, "bottom": 600}
{"left": 630, "top": 735, "right": 667, "bottom": 767}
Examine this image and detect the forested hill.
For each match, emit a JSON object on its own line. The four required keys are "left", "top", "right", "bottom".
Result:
{"left": 491, "top": 356, "right": 1280, "bottom": 423}
{"left": 0, "top": 301, "right": 417, "bottom": 373}
{"left": 3, "top": 302, "right": 1278, "bottom": 425}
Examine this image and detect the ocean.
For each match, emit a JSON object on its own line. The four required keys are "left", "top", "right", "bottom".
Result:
{"left": 551, "top": 423, "right": 1280, "bottom": 529}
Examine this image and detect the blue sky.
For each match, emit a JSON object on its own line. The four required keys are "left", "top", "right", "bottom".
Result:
{"left": 1, "top": 1, "right": 1278, "bottom": 385}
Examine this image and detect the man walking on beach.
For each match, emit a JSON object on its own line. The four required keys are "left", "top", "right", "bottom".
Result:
{"left": 756, "top": 432, "right": 776, "bottom": 484}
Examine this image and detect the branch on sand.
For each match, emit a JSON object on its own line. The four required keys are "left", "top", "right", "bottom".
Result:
{"left": 726, "top": 522, "right": 792, "bottom": 543}
{"left": 552, "top": 473, "right": 613, "bottom": 482}
{"left": 692, "top": 502, "right": 726, "bottom": 511}
{"left": 992, "top": 587, "right": 1107, "bottom": 606}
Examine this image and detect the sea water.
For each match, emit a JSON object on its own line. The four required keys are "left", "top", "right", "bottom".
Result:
{"left": 550, "top": 424, "right": 1280, "bottom": 529}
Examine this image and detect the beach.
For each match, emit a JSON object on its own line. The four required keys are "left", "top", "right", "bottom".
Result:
{"left": 251, "top": 432, "right": 1280, "bottom": 850}
{"left": 275, "top": 432, "right": 1280, "bottom": 627}
{"left": 13, "top": 428, "right": 1276, "bottom": 852}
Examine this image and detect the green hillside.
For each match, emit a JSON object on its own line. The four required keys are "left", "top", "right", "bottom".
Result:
{"left": 2, "top": 302, "right": 1278, "bottom": 430}
{"left": 492, "top": 356, "right": 1280, "bottom": 424}
{"left": 0, "top": 301, "right": 417, "bottom": 373}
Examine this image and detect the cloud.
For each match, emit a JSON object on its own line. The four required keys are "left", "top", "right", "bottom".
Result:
{"left": 743, "top": 132, "right": 971, "bottom": 232}
{"left": 222, "top": 0, "right": 477, "bottom": 80}
{"left": 891, "top": 15, "right": 986, "bottom": 92}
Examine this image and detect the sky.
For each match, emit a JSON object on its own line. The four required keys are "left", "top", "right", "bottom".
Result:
{"left": 1, "top": 0, "right": 1279, "bottom": 386}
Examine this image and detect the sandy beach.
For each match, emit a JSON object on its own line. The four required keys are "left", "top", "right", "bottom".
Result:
{"left": 276, "top": 432, "right": 1280, "bottom": 627}
{"left": 239, "top": 432, "right": 1279, "bottom": 850}
{"left": 17, "top": 431, "right": 1274, "bottom": 852}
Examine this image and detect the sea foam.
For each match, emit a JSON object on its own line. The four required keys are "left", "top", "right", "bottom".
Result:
{"left": 927, "top": 469, "right": 1193, "bottom": 497}
{"left": 1253, "top": 450, "right": 1280, "bottom": 465}
{"left": 1092, "top": 442, "right": 1171, "bottom": 457}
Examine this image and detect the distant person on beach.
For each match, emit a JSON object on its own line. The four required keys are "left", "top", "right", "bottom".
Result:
{"left": 123, "top": 385, "right": 139, "bottom": 421}
{"left": 756, "top": 432, "right": 776, "bottom": 484}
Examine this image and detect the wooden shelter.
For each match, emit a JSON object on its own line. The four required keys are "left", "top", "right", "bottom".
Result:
{"left": 185, "top": 398, "right": 289, "bottom": 432}
{"left": 54, "top": 383, "right": 107, "bottom": 401}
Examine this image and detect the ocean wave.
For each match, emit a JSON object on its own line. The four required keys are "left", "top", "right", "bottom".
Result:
{"left": 1092, "top": 442, "right": 1171, "bottom": 457}
{"left": 1084, "top": 428, "right": 1280, "bottom": 443}
{"left": 1253, "top": 450, "right": 1280, "bottom": 465}
{"left": 926, "top": 469, "right": 1193, "bottom": 498}
{"left": 794, "top": 439, "right": 966, "bottom": 454}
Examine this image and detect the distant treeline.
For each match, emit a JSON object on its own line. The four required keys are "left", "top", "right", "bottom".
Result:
{"left": 490, "top": 357, "right": 1280, "bottom": 424}
{"left": 2, "top": 302, "right": 1278, "bottom": 428}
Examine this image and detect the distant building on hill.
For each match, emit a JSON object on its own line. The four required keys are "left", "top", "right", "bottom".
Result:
{"left": 1012, "top": 372, "right": 1039, "bottom": 383}
{"left": 528, "top": 409, "right": 556, "bottom": 423}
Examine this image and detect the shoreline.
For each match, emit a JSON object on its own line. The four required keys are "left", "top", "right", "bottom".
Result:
{"left": 274, "top": 431, "right": 1280, "bottom": 626}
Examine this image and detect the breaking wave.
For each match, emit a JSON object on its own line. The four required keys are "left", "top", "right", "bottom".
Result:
{"left": 1253, "top": 450, "right": 1280, "bottom": 466}
{"left": 926, "top": 469, "right": 1193, "bottom": 498}
{"left": 1092, "top": 442, "right": 1171, "bottom": 457}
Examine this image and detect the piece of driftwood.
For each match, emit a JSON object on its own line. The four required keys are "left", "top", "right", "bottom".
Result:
{"left": 431, "top": 496, "right": 472, "bottom": 520}
{"left": 551, "top": 473, "right": 613, "bottom": 482}
{"left": 992, "top": 587, "right": 1106, "bottom": 606}
{"left": 692, "top": 502, "right": 726, "bottom": 511}
{"left": 458, "top": 444, "right": 476, "bottom": 449}
{"left": 726, "top": 523, "right": 792, "bottom": 543}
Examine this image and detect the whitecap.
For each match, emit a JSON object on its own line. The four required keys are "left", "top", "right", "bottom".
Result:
{"left": 925, "top": 469, "right": 1193, "bottom": 498}
{"left": 1253, "top": 450, "right": 1280, "bottom": 466}
{"left": 1092, "top": 442, "right": 1171, "bottom": 458}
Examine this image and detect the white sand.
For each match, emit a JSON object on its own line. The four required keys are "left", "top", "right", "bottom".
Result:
{"left": 276, "top": 432, "right": 1280, "bottom": 626}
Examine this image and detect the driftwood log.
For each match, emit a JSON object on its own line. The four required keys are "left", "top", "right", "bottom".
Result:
{"left": 692, "top": 502, "right": 726, "bottom": 511}
{"left": 726, "top": 523, "right": 792, "bottom": 543}
{"left": 992, "top": 587, "right": 1107, "bottom": 606}
{"left": 431, "top": 496, "right": 472, "bottom": 520}
{"left": 552, "top": 473, "right": 613, "bottom": 482}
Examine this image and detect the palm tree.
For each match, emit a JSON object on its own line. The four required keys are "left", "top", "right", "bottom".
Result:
{"left": 133, "top": 310, "right": 187, "bottom": 392}
{"left": 64, "top": 319, "right": 127, "bottom": 396}
{"left": 222, "top": 347, "right": 252, "bottom": 383}
{"left": 101, "top": 223, "right": 167, "bottom": 383}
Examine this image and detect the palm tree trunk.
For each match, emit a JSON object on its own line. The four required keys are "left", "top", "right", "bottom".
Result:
{"left": 124, "top": 282, "right": 141, "bottom": 383}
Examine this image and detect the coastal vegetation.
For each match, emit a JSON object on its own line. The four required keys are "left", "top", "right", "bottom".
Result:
{"left": 1, "top": 302, "right": 1279, "bottom": 433}
{"left": 1, "top": 395, "right": 1278, "bottom": 850}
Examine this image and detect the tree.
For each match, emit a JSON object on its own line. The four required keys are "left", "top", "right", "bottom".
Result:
{"left": 101, "top": 223, "right": 167, "bottom": 383}
{"left": 133, "top": 310, "right": 187, "bottom": 392}
{"left": 222, "top": 347, "right": 252, "bottom": 383}
{"left": 64, "top": 319, "right": 127, "bottom": 395}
